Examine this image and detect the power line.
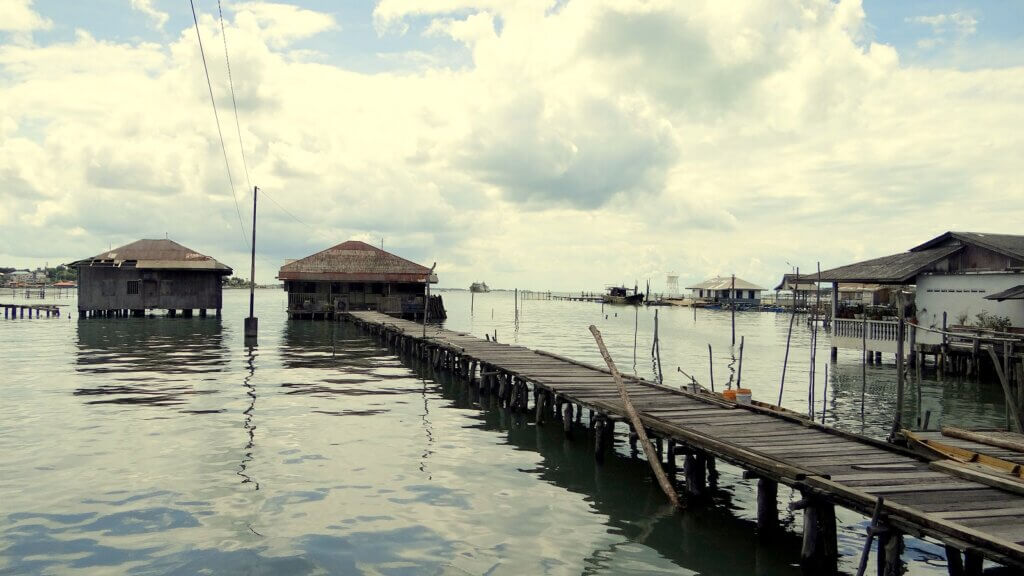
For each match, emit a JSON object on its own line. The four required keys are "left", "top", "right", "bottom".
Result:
{"left": 217, "top": 0, "right": 252, "bottom": 194}
{"left": 190, "top": 0, "right": 249, "bottom": 248}
{"left": 259, "top": 188, "right": 317, "bottom": 232}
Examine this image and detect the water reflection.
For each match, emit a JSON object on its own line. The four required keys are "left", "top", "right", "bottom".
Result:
{"left": 74, "top": 317, "right": 228, "bottom": 407}
{"left": 238, "top": 345, "right": 259, "bottom": 492}
{"left": 425, "top": 365, "right": 805, "bottom": 576}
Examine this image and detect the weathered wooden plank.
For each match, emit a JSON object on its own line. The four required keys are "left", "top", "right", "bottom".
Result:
{"left": 859, "top": 482, "right": 982, "bottom": 495}
{"left": 936, "top": 507, "right": 1024, "bottom": 521}
{"left": 830, "top": 471, "right": 948, "bottom": 483}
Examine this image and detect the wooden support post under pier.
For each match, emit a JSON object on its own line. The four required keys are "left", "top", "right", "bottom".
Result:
{"left": 794, "top": 494, "right": 837, "bottom": 575}
{"left": 685, "top": 451, "right": 707, "bottom": 497}
{"left": 757, "top": 478, "right": 778, "bottom": 534}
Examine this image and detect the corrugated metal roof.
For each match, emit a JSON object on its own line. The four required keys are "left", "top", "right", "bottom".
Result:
{"left": 985, "top": 284, "right": 1024, "bottom": 301}
{"left": 68, "top": 239, "right": 232, "bottom": 273}
{"left": 912, "top": 231, "right": 1024, "bottom": 261}
{"left": 277, "top": 240, "right": 435, "bottom": 283}
{"left": 810, "top": 245, "right": 961, "bottom": 284}
{"left": 686, "top": 276, "right": 765, "bottom": 291}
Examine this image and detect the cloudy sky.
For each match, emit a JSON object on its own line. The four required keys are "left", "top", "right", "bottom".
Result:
{"left": 1, "top": 0, "right": 1022, "bottom": 291}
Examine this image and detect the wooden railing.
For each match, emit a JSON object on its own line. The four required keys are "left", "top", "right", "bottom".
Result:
{"left": 832, "top": 318, "right": 907, "bottom": 353}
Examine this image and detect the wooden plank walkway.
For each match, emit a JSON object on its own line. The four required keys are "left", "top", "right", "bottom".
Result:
{"left": 345, "top": 311, "right": 1024, "bottom": 573}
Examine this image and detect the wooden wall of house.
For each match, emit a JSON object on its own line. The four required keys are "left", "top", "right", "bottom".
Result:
{"left": 958, "top": 244, "right": 1023, "bottom": 272}
{"left": 77, "top": 267, "right": 224, "bottom": 311}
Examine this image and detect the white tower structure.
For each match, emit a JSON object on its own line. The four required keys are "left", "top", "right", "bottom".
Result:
{"left": 666, "top": 273, "right": 680, "bottom": 298}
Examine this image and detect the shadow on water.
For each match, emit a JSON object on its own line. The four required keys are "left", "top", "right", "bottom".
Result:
{"left": 73, "top": 317, "right": 228, "bottom": 407}
{"left": 400, "top": 353, "right": 805, "bottom": 575}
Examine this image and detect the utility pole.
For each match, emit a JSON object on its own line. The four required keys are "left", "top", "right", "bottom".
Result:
{"left": 244, "top": 186, "right": 258, "bottom": 344}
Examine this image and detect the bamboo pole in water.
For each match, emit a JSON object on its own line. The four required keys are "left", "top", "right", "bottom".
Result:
{"left": 737, "top": 335, "right": 745, "bottom": 389}
{"left": 731, "top": 274, "right": 736, "bottom": 347}
{"left": 890, "top": 291, "right": 907, "bottom": 440}
{"left": 633, "top": 304, "right": 639, "bottom": 366}
{"left": 778, "top": 267, "right": 799, "bottom": 407}
{"left": 862, "top": 314, "right": 867, "bottom": 418}
{"left": 821, "top": 363, "right": 828, "bottom": 424}
{"left": 590, "top": 325, "right": 682, "bottom": 510}
{"left": 708, "top": 344, "right": 715, "bottom": 393}
{"left": 653, "top": 309, "right": 663, "bottom": 384}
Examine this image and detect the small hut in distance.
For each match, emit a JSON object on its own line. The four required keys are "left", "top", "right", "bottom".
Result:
{"left": 688, "top": 276, "right": 765, "bottom": 306}
{"left": 277, "top": 240, "right": 445, "bottom": 320}
{"left": 69, "top": 239, "right": 232, "bottom": 318}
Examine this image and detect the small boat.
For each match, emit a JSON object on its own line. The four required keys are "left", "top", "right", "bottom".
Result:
{"left": 469, "top": 282, "right": 490, "bottom": 293}
{"left": 602, "top": 285, "right": 644, "bottom": 305}
{"left": 903, "top": 428, "right": 1024, "bottom": 482}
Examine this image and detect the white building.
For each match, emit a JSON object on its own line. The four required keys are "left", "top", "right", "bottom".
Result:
{"left": 687, "top": 276, "right": 765, "bottom": 305}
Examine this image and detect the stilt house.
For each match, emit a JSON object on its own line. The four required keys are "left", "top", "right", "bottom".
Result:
{"left": 69, "top": 239, "right": 232, "bottom": 317}
{"left": 808, "top": 231, "right": 1024, "bottom": 355}
{"left": 277, "top": 240, "right": 444, "bottom": 320}
{"left": 687, "top": 276, "right": 765, "bottom": 305}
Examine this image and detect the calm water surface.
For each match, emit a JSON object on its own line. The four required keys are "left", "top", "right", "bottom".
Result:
{"left": 0, "top": 289, "right": 1009, "bottom": 575}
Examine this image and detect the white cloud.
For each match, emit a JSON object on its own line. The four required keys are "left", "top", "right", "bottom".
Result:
{"left": 0, "top": 0, "right": 51, "bottom": 32}
{"left": 130, "top": 0, "right": 169, "bottom": 31}
{"left": 907, "top": 11, "right": 978, "bottom": 49}
{"left": 0, "top": 0, "right": 1022, "bottom": 293}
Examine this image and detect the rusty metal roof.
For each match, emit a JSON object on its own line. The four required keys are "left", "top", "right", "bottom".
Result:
{"left": 277, "top": 240, "right": 436, "bottom": 283}
{"left": 68, "top": 239, "right": 232, "bottom": 273}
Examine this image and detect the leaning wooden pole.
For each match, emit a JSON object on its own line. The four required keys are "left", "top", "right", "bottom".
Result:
{"left": 708, "top": 343, "right": 715, "bottom": 393}
{"left": 779, "top": 267, "right": 799, "bottom": 407}
{"left": 590, "top": 325, "right": 682, "bottom": 510}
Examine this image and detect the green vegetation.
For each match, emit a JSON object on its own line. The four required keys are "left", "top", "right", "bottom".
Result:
{"left": 223, "top": 277, "right": 250, "bottom": 288}
{"left": 975, "top": 311, "right": 1012, "bottom": 332}
{"left": 46, "top": 265, "right": 76, "bottom": 282}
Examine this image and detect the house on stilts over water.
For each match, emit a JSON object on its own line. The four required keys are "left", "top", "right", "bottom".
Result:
{"left": 800, "top": 231, "right": 1024, "bottom": 373}
{"left": 69, "top": 239, "right": 232, "bottom": 318}
{"left": 278, "top": 240, "right": 445, "bottom": 320}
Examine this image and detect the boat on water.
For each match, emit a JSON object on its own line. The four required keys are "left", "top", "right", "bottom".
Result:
{"left": 469, "top": 281, "right": 490, "bottom": 293}
{"left": 602, "top": 285, "right": 644, "bottom": 305}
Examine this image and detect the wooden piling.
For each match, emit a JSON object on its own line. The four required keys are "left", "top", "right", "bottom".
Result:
{"left": 797, "top": 495, "right": 838, "bottom": 575}
{"left": 685, "top": 452, "right": 706, "bottom": 497}
{"left": 757, "top": 478, "right": 778, "bottom": 533}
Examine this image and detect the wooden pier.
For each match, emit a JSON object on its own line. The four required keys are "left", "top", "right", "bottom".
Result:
{"left": 520, "top": 290, "right": 603, "bottom": 302}
{"left": 345, "top": 310, "right": 1024, "bottom": 575}
{"left": 2, "top": 303, "right": 63, "bottom": 319}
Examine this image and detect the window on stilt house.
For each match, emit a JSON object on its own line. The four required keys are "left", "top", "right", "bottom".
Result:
{"left": 127, "top": 280, "right": 140, "bottom": 295}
